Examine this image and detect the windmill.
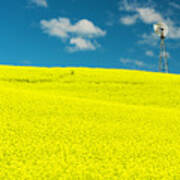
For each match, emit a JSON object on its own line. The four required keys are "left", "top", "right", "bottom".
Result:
{"left": 153, "top": 22, "right": 169, "bottom": 73}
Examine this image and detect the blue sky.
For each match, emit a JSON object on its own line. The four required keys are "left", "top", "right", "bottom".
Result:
{"left": 1, "top": 0, "right": 180, "bottom": 73}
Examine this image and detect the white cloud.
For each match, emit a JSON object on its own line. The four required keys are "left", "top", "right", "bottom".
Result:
{"left": 120, "top": 1, "right": 163, "bottom": 26}
{"left": 120, "top": 15, "right": 138, "bottom": 25}
{"left": 135, "top": 60, "right": 145, "bottom": 67}
{"left": 41, "top": 18, "right": 71, "bottom": 39}
{"left": 165, "top": 19, "right": 180, "bottom": 39}
{"left": 119, "top": 0, "right": 139, "bottom": 12}
{"left": 67, "top": 38, "right": 96, "bottom": 52}
{"left": 41, "top": 18, "right": 106, "bottom": 39}
{"left": 31, "top": 0, "right": 48, "bottom": 7}
{"left": 40, "top": 17, "right": 106, "bottom": 52}
{"left": 21, "top": 60, "right": 32, "bottom": 65}
{"left": 72, "top": 19, "right": 106, "bottom": 37}
{"left": 106, "top": 11, "right": 116, "bottom": 26}
{"left": 120, "top": 58, "right": 146, "bottom": 68}
{"left": 138, "top": 33, "right": 159, "bottom": 46}
{"left": 136, "top": 8, "right": 163, "bottom": 24}
{"left": 145, "top": 50, "right": 154, "bottom": 57}
{"left": 169, "top": 2, "right": 180, "bottom": 9}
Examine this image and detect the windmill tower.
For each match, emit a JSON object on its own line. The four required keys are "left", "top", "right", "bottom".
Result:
{"left": 153, "top": 22, "right": 169, "bottom": 73}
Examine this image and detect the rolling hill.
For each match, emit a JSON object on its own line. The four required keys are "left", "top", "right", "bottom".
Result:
{"left": 0, "top": 65, "right": 179, "bottom": 179}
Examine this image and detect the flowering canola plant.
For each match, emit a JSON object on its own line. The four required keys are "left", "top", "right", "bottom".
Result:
{"left": 0, "top": 65, "right": 179, "bottom": 179}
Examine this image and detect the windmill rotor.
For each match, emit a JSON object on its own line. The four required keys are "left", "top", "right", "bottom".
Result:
{"left": 153, "top": 22, "right": 168, "bottom": 39}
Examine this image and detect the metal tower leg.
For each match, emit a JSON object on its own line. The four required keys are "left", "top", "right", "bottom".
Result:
{"left": 159, "top": 53, "right": 162, "bottom": 72}
{"left": 159, "top": 38, "right": 168, "bottom": 73}
{"left": 159, "top": 39, "right": 163, "bottom": 72}
{"left": 163, "top": 42, "right": 168, "bottom": 73}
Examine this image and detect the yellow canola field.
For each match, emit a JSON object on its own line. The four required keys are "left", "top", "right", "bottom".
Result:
{"left": 0, "top": 65, "right": 179, "bottom": 179}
